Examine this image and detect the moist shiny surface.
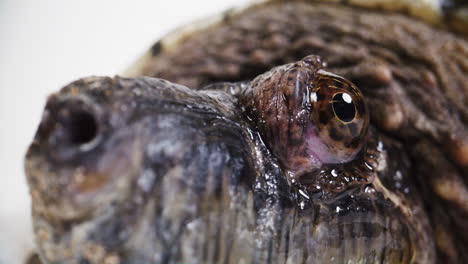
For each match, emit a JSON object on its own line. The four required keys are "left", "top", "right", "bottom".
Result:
{"left": 241, "top": 55, "right": 369, "bottom": 176}
{"left": 139, "top": 1, "right": 468, "bottom": 263}
{"left": 26, "top": 75, "right": 433, "bottom": 264}
{"left": 25, "top": 1, "right": 468, "bottom": 264}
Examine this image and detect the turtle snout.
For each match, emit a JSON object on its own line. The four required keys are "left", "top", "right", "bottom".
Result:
{"left": 36, "top": 94, "right": 102, "bottom": 161}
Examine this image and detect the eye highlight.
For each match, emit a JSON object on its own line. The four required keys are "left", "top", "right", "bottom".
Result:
{"left": 332, "top": 92, "right": 356, "bottom": 123}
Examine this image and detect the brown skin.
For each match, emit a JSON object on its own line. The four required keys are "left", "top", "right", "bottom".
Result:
{"left": 26, "top": 75, "right": 434, "bottom": 263}
{"left": 240, "top": 56, "right": 370, "bottom": 182}
{"left": 26, "top": 77, "right": 257, "bottom": 264}
{"left": 139, "top": 1, "right": 468, "bottom": 262}
{"left": 26, "top": 1, "right": 467, "bottom": 264}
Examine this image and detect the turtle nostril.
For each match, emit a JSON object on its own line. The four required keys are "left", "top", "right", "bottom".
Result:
{"left": 37, "top": 96, "right": 102, "bottom": 160}
{"left": 67, "top": 110, "right": 98, "bottom": 145}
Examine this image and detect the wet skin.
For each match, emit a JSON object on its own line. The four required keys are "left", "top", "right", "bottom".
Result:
{"left": 139, "top": 2, "right": 468, "bottom": 263}
{"left": 27, "top": 57, "right": 432, "bottom": 264}
{"left": 25, "top": 1, "right": 468, "bottom": 264}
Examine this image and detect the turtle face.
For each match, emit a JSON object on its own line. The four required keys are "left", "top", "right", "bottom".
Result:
{"left": 243, "top": 55, "right": 370, "bottom": 186}
{"left": 25, "top": 68, "right": 432, "bottom": 264}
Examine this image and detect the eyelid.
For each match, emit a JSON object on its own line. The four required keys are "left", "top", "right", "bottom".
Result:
{"left": 316, "top": 69, "right": 342, "bottom": 79}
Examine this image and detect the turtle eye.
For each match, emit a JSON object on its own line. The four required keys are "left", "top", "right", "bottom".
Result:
{"left": 309, "top": 70, "right": 369, "bottom": 164}
{"left": 332, "top": 92, "right": 355, "bottom": 122}
{"left": 242, "top": 57, "right": 369, "bottom": 178}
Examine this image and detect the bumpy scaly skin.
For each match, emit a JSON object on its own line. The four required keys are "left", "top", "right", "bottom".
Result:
{"left": 135, "top": 2, "right": 468, "bottom": 262}
{"left": 26, "top": 77, "right": 254, "bottom": 263}
{"left": 25, "top": 1, "right": 468, "bottom": 264}
{"left": 26, "top": 74, "right": 434, "bottom": 264}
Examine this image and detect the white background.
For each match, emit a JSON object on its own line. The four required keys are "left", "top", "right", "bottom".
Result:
{"left": 0, "top": 0, "right": 247, "bottom": 263}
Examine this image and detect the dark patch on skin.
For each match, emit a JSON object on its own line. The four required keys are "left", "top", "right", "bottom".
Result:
{"left": 329, "top": 126, "right": 343, "bottom": 141}
{"left": 319, "top": 111, "right": 329, "bottom": 125}
{"left": 346, "top": 137, "right": 361, "bottom": 149}
{"left": 289, "top": 137, "right": 304, "bottom": 146}
{"left": 286, "top": 69, "right": 298, "bottom": 87}
{"left": 25, "top": 253, "right": 42, "bottom": 264}
{"left": 347, "top": 123, "right": 358, "bottom": 136}
{"left": 150, "top": 41, "right": 162, "bottom": 56}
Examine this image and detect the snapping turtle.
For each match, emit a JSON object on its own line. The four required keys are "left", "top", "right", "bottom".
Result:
{"left": 25, "top": 0, "right": 468, "bottom": 263}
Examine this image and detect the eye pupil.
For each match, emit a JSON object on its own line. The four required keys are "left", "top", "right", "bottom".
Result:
{"left": 332, "top": 93, "right": 355, "bottom": 122}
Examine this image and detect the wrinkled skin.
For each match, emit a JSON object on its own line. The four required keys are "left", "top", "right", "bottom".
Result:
{"left": 140, "top": 1, "right": 468, "bottom": 262}
{"left": 25, "top": 1, "right": 468, "bottom": 264}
